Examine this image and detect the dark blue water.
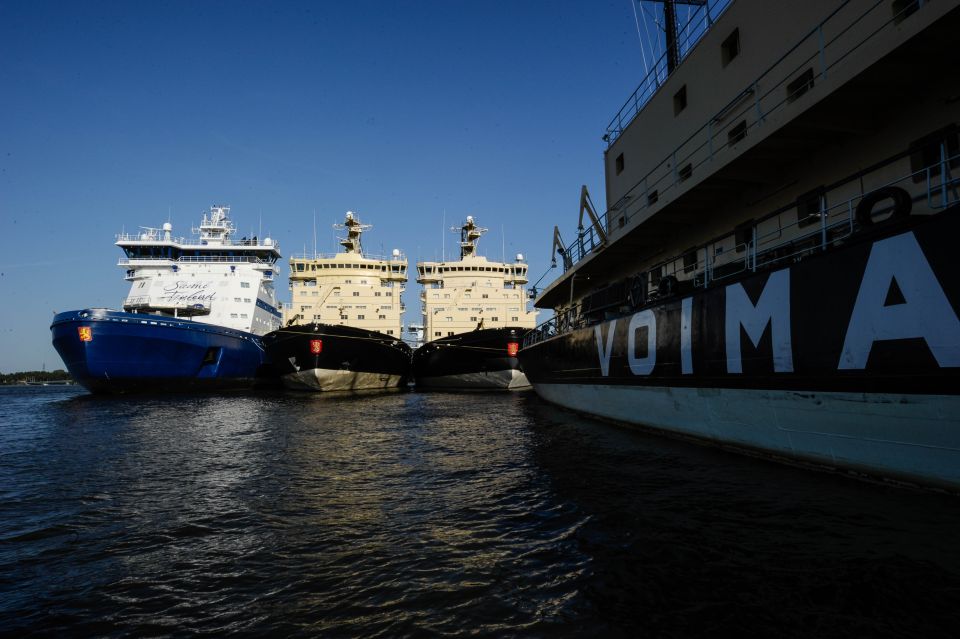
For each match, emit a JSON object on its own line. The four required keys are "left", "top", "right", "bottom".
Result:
{"left": 2, "top": 385, "right": 959, "bottom": 637}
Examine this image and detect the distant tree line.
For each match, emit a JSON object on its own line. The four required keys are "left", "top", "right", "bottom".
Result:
{"left": 0, "top": 369, "right": 74, "bottom": 384}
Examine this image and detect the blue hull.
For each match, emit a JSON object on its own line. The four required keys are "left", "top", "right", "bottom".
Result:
{"left": 51, "top": 309, "right": 275, "bottom": 394}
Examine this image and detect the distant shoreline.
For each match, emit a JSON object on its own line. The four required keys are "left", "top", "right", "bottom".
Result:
{"left": 0, "top": 370, "right": 74, "bottom": 385}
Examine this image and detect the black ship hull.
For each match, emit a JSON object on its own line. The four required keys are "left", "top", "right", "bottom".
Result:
{"left": 519, "top": 207, "right": 960, "bottom": 489}
{"left": 263, "top": 323, "right": 411, "bottom": 392}
{"left": 412, "top": 327, "right": 529, "bottom": 390}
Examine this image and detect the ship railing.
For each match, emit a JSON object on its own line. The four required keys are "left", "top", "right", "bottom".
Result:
{"left": 526, "top": 148, "right": 958, "bottom": 348}
{"left": 605, "top": 0, "right": 732, "bottom": 145}
{"left": 634, "top": 152, "right": 958, "bottom": 294}
{"left": 118, "top": 255, "right": 273, "bottom": 265}
{"left": 115, "top": 231, "right": 277, "bottom": 249}
{"left": 116, "top": 231, "right": 188, "bottom": 243}
{"left": 577, "top": 0, "right": 940, "bottom": 272}
{"left": 605, "top": 0, "right": 914, "bottom": 147}
{"left": 289, "top": 251, "right": 407, "bottom": 262}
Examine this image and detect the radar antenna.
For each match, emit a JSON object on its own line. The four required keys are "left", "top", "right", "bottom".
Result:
{"left": 451, "top": 215, "right": 488, "bottom": 259}
{"left": 333, "top": 211, "right": 372, "bottom": 254}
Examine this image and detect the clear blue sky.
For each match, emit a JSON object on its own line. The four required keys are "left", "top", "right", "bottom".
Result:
{"left": 0, "top": 0, "right": 663, "bottom": 373}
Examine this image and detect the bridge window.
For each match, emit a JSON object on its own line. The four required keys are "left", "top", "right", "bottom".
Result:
{"left": 721, "top": 28, "right": 740, "bottom": 66}
{"left": 892, "top": 0, "right": 919, "bottom": 24}
{"left": 728, "top": 120, "right": 747, "bottom": 145}
{"left": 615, "top": 153, "right": 624, "bottom": 175}
{"left": 909, "top": 125, "right": 959, "bottom": 183}
{"left": 735, "top": 220, "right": 754, "bottom": 252}
{"left": 786, "top": 68, "right": 814, "bottom": 103}
{"left": 673, "top": 85, "right": 687, "bottom": 115}
{"left": 797, "top": 187, "right": 825, "bottom": 228}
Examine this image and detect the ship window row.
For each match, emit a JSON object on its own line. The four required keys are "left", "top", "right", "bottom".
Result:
{"left": 418, "top": 266, "right": 525, "bottom": 274}
{"left": 293, "top": 263, "right": 405, "bottom": 272}
{"left": 124, "top": 247, "right": 277, "bottom": 263}
{"left": 294, "top": 279, "right": 391, "bottom": 288}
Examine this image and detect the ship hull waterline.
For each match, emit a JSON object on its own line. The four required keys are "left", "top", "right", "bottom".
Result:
{"left": 519, "top": 208, "right": 960, "bottom": 490}
{"left": 412, "top": 327, "right": 530, "bottom": 391}
{"left": 51, "top": 309, "right": 274, "bottom": 394}
{"left": 263, "top": 323, "right": 411, "bottom": 392}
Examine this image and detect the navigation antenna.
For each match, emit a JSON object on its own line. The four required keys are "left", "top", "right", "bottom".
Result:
{"left": 452, "top": 215, "right": 488, "bottom": 259}
{"left": 333, "top": 211, "right": 371, "bottom": 255}
{"left": 631, "top": 1, "right": 651, "bottom": 78}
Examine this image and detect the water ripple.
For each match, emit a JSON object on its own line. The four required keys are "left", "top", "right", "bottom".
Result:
{"left": 0, "top": 386, "right": 959, "bottom": 636}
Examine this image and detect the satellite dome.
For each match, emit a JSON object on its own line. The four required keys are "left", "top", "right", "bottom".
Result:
{"left": 264, "top": 237, "right": 273, "bottom": 246}
{"left": 516, "top": 253, "right": 524, "bottom": 261}
{"left": 345, "top": 211, "right": 354, "bottom": 220}
{"left": 392, "top": 248, "right": 400, "bottom": 257}
{"left": 466, "top": 215, "right": 474, "bottom": 224}
{"left": 162, "top": 222, "right": 173, "bottom": 232}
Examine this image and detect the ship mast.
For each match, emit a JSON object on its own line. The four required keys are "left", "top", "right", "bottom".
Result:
{"left": 658, "top": 0, "right": 707, "bottom": 75}
{"left": 334, "top": 211, "right": 372, "bottom": 255}
{"left": 453, "top": 216, "right": 488, "bottom": 259}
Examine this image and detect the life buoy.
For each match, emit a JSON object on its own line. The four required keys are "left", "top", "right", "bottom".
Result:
{"left": 855, "top": 186, "right": 911, "bottom": 226}
{"left": 658, "top": 275, "right": 678, "bottom": 297}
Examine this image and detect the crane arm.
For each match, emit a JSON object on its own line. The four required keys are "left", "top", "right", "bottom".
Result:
{"left": 578, "top": 185, "right": 607, "bottom": 245}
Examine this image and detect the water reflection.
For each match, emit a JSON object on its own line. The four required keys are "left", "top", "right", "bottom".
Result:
{"left": 2, "top": 387, "right": 959, "bottom": 636}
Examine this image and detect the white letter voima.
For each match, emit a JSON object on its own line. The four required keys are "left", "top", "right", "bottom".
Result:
{"left": 839, "top": 232, "right": 960, "bottom": 369}
{"left": 628, "top": 310, "right": 657, "bottom": 375}
{"left": 725, "top": 269, "right": 794, "bottom": 373}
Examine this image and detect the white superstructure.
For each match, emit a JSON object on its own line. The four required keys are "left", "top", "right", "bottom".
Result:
{"left": 283, "top": 211, "right": 407, "bottom": 336}
{"left": 116, "top": 205, "right": 282, "bottom": 336}
{"left": 416, "top": 216, "right": 537, "bottom": 341}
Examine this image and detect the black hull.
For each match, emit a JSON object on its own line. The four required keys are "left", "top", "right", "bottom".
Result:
{"left": 519, "top": 207, "right": 960, "bottom": 489}
{"left": 412, "top": 327, "right": 528, "bottom": 390}
{"left": 520, "top": 207, "right": 960, "bottom": 395}
{"left": 262, "top": 323, "right": 411, "bottom": 391}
